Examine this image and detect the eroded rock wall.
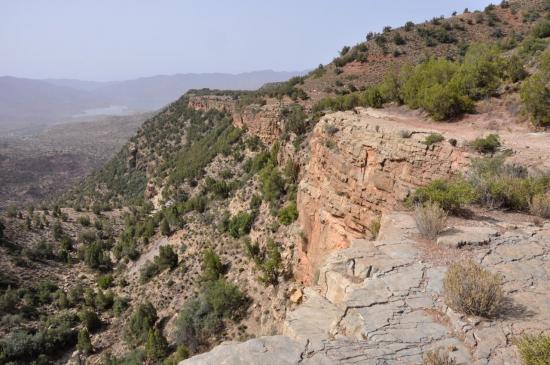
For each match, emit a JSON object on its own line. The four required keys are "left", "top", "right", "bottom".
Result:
{"left": 297, "top": 108, "right": 471, "bottom": 282}
{"left": 188, "top": 95, "right": 286, "bottom": 143}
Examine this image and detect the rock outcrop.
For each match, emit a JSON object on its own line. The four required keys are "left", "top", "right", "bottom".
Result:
{"left": 297, "top": 108, "right": 471, "bottom": 282}
{"left": 188, "top": 95, "right": 289, "bottom": 143}
{"left": 182, "top": 211, "right": 550, "bottom": 364}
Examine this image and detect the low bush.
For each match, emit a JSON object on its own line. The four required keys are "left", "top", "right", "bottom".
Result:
{"left": 78, "top": 216, "right": 91, "bottom": 227}
{"left": 423, "top": 133, "right": 445, "bottom": 145}
{"left": 140, "top": 261, "right": 160, "bottom": 283}
{"left": 409, "top": 178, "right": 477, "bottom": 213}
{"left": 469, "top": 156, "right": 550, "bottom": 211}
{"left": 415, "top": 202, "right": 448, "bottom": 239}
{"left": 278, "top": 203, "right": 299, "bottom": 225}
{"left": 175, "top": 279, "right": 246, "bottom": 352}
{"left": 97, "top": 274, "right": 114, "bottom": 289}
{"left": 125, "top": 301, "right": 158, "bottom": 345}
{"left": 79, "top": 309, "right": 101, "bottom": 332}
{"left": 145, "top": 328, "right": 168, "bottom": 362}
{"left": 228, "top": 212, "right": 253, "bottom": 238}
{"left": 471, "top": 134, "right": 500, "bottom": 154}
{"left": 368, "top": 217, "right": 381, "bottom": 239}
{"left": 77, "top": 328, "right": 93, "bottom": 355}
{"left": 516, "top": 334, "right": 550, "bottom": 365}
{"left": 258, "top": 240, "right": 283, "bottom": 285}
{"left": 530, "top": 193, "right": 550, "bottom": 218}
{"left": 521, "top": 50, "right": 550, "bottom": 127}
{"left": 443, "top": 260, "right": 504, "bottom": 317}
{"left": 202, "top": 249, "right": 223, "bottom": 282}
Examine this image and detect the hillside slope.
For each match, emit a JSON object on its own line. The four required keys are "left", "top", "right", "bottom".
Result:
{"left": 1, "top": 1, "right": 550, "bottom": 364}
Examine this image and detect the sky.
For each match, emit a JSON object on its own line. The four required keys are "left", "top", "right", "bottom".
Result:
{"left": 0, "top": 0, "right": 495, "bottom": 81}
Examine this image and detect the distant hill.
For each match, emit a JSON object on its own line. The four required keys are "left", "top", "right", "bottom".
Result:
{"left": 0, "top": 76, "right": 110, "bottom": 131}
{"left": 0, "top": 70, "right": 303, "bottom": 133}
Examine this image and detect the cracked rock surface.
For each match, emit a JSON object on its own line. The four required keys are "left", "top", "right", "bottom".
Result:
{"left": 181, "top": 212, "right": 550, "bottom": 364}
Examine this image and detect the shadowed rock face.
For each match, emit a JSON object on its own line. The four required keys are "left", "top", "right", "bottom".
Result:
{"left": 296, "top": 108, "right": 471, "bottom": 282}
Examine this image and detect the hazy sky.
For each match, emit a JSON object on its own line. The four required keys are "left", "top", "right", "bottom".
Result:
{"left": 1, "top": 0, "right": 494, "bottom": 81}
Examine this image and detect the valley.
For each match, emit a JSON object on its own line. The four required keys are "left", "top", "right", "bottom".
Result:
{"left": 1, "top": 1, "right": 550, "bottom": 365}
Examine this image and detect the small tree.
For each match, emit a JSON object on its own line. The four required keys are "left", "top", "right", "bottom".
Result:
{"left": 125, "top": 301, "right": 158, "bottom": 344}
{"left": 77, "top": 328, "right": 93, "bottom": 355}
{"left": 259, "top": 240, "right": 283, "bottom": 285}
{"left": 145, "top": 328, "right": 169, "bottom": 362}
{"left": 160, "top": 218, "right": 171, "bottom": 236}
{"left": 156, "top": 245, "right": 178, "bottom": 270}
{"left": 202, "top": 249, "right": 222, "bottom": 282}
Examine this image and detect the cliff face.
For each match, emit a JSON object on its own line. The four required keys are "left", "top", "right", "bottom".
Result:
{"left": 296, "top": 108, "right": 471, "bottom": 282}
{"left": 188, "top": 95, "right": 286, "bottom": 143}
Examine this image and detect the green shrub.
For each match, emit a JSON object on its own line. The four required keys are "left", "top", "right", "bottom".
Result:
{"left": 516, "top": 334, "right": 550, "bottom": 365}
{"left": 521, "top": 72, "right": 550, "bottom": 127}
{"left": 175, "top": 279, "right": 246, "bottom": 352}
{"left": 471, "top": 134, "right": 501, "bottom": 153}
{"left": 469, "top": 156, "right": 550, "bottom": 211}
{"left": 95, "top": 289, "right": 114, "bottom": 311}
{"left": 78, "top": 215, "right": 91, "bottom": 227}
{"left": 113, "top": 296, "right": 130, "bottom": 317}
{"left": 444, "top": 260, "right": 504, "bottom": 317}
{"left": 409, "top": 178, "right": 477, "bottom": 212}
{"left": 258, "top": 240, "right": 283, "bottom": 285}
{"left": 282, "top": 104, "right": 307, "bottom": 136}
{"left": 125, "top": 301, "right": 158, "bottom": 345}
{"left": 228, "top": 212, "right": 254, "bottom": 238}
{"left": 79, "top": 309, "right": 101, "bottom": 332}
{"left": 77, "top": 328, "right": 93, "bottom": 355}
{"left": 160, "top": 218, "right": 171, "bottom": 236}
{"left": 278, "top": 203, "right": 299, "bottom": 225}
{"left": 145, "top": 328, "right": 168, "bottom": 362}
{"left": 400, "top": 59, "right": 469, "bottom": 120}
{"left": 259, "top": 162, "right": 286, "bottom": 204}
{"left": 81, "top": 242, "right": 111, "bottom": 271}
{"left": 505, "top": 55, "right": 528, "bottom": 82}
{"left": 97, "top": 274, "right": 114, "bottom": 289}
{"left": 423, "top": 133, "right": 445, "bottom": 145}
{"left": 156, "top": 245, "right": 178, "bottom": 270}
{"left": 532, "top": 20, "right": 550, "bottom": 38}
{"left": 0, "top": 312, "right": 78, "bottom": 362}
{"left": 140, "top": 261, "right": 160, "bottom": 283}
{"left": 202, "top": 249, "right": 223, "bottom": 282}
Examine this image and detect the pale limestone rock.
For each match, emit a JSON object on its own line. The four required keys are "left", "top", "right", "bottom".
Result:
{"left": 437, "top": 226, "right": 498, "bottom": 248}
{"left": 178, "top": 336, "right": 334, "bottom": 365}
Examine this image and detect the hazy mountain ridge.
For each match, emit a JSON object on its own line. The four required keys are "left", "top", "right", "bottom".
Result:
{"left": 0, "top": 70, "right": 303, "bottom": 132}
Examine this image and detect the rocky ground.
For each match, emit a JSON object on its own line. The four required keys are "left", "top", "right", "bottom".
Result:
{"left": 183, "top": 210, "right": 550, "bottom": 364}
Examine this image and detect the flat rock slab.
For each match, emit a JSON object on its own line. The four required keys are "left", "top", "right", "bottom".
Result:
{"left": 437, "top": 226, "right": 498, "bottom": 248}
{"left": 179, "top": 336, "right": 334, "bottom": 365}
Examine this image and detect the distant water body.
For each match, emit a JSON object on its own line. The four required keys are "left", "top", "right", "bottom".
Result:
{"left": 74, "top": 105, "right": 133, "bottom": 117}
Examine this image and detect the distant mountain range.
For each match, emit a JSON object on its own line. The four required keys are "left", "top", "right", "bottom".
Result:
{"left": 0, "top": 70, "right": 303, "bottom": 132}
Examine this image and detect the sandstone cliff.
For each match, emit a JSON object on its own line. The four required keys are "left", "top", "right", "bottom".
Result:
{"left": 188, "top": 95, "right": 290, "bottom": 144}
{"left": 296, "top": 108, "right": 471, "bottom": 282}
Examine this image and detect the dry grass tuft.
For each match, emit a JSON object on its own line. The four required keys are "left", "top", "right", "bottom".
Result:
{"left": 444, "top": 260, "right": 504, "bottom": 318}
{"left": 516, "top": 334, "right": 550, "bottom": 365}
{"left": 422, "top": 348, "right": 456, "bottom": 365}
{"left": 415, "top": 202, "right": 448, "bottom": 239}
{"left": 529, "top": 193, "right": 550, "bottom": 219}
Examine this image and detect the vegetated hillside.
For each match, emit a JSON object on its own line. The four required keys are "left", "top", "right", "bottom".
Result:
{"left": 1, "top": 1, "right": 550, "bottom": 364}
